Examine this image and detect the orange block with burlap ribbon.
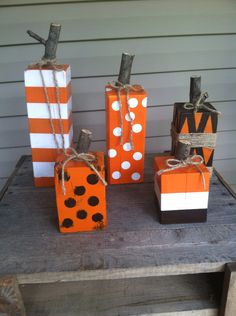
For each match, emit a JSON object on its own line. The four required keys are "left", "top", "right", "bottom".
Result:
{"left": 55, "top": 151, "right": 107, "bottom": 233}
{"left": 105, "top": 84, "right": 147, "bottom": 184}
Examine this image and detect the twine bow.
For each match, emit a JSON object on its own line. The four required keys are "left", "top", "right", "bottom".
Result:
{"left": 157, "top": 155, "right": 206, "bottom": 190}
{"left": 108, "top": 81, "right": 143, "bottom": 150}
{"left": 184, "top": 92, "right": 221, "bottom": 115}
{"left": 61, "top": 147, "right": 107, "bottom": 195}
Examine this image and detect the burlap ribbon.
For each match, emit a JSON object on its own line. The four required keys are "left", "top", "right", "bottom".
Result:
{"left": 108, "top": 81, "right": 144, "bottom": 150}
{"left": 171, "top": 123, "right": 217, "bottom": 149}
{"left": 157, "top": 155, "right": 206, "bottom": 190}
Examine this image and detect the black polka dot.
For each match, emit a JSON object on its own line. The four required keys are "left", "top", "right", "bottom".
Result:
{"left": 88, "top": 196, "right": 99, "bottom": 206}
{"left": 64, "top": 198, "right": 76, "bottom": 208}
{"left": 58, "top": 170, "right": 70, "bottom": 181}
{"left": 87, "top": 174, "right": 99, "bottom": 185}
{"left": 92, "top": 213, "right": 104, "bottom": 222}
{"left": 74, "top": 186, "right": 86, "bottom": 196}
{"left": 76, "top": 210, "right": 87, "bottom": 219}
{"left": 62, "top": 218, "right": 73, "bottom": 228}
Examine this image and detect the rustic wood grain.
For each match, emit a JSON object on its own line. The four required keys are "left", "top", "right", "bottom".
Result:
{"left": 20, "top": 273, "right": 222, "bottom": 316}
{"left": 0, "top": 155, "right": 235, "bottom": 284}
{"left": 219, "top": 263, "right": 236, "bottom": 316}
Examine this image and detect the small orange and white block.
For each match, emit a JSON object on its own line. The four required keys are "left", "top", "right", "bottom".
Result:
{"left": 105, "top": 85, "right": 147, "bottom": 184}
{"left": 24, "top": 64, "right": 73, "bottom": 187}
{"left": 154, "top": 156, "right": 210, "bottom": 224}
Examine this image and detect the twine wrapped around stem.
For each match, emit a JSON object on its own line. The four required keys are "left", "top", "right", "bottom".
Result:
{"left": 61, "top": 147, "right": 107, "bottom": 195}
{"left": 108, "top": 81, "right": 144, "bottom": 150}
{"left": 157, "top": 155, "right": 206, "bottom": 190}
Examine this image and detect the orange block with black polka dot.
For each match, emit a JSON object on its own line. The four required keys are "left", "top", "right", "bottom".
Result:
{"left": 54, "top": 152, "right": 107, "bottom": 233}
{"left": 105, "top": 85, "right": 147, "bottom": 184}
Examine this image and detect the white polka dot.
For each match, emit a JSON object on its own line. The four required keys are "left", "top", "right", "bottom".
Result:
{"left": 128, "top": 98, "right": 138, "bottom": 108}
{"left": 121, "top": 161, "right": 131, "bottom": 170}
{"left": 132, "top": 124, "right": 142, "bottom": 133}
{"left": 113, "top": 127, "right": 122, "bottom": 137}
{"left": 125, "top": 112, "right": 135, "bottom": 122}
{"left": 131, "top": 172, "right": 141, "bottom": 181}
{"left": 123, "top": 142, "right": 132, "bottom": 151}
{"left": 133, "top": 152, "right": 142, "bottom": 161}
{"left": 108, "top": 149, "right": 117, "bottom": 158}
{"left": 106, "top": 87, "right": 112, "bottom": 92}
{"left": 142, "top": 97, "right": 147, "bottom": 107}
{"left": 111, "top": 101, "right": 120, "bottom": 111}
{"left": 112, "top": 171, "right": 121, "bottom": 180}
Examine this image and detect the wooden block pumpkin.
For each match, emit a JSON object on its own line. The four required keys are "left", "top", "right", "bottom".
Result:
{"left": 105, "top": 53, "right": 147, "bottom": 184}
{"left": 154, "top": 155, "right": 210, "bottom": 224}
{"left": 25, "top": 64, "right": 73, "bottom": 187}
{"left": 55, "top": 151, "right": 107, "bottom": 233}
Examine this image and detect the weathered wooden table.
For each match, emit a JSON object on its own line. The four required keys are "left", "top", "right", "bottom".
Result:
{"left": 0, "top": 155, "right": 236, "bottom": 316}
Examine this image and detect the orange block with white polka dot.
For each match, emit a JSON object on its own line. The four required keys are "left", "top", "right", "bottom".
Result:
{"left": 55, "top": 151, "right": 107, "bottom": 233}
{"left": 105, "top": 85, "right": 147, "bottom": 184}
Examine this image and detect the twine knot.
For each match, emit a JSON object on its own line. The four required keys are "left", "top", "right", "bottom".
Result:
{"left": 108, "top": 81, "right": 144, "bottom": 150}
{"left": 61, "top": 147, "right": 107, "bottom": 195}
{"left": 157, "top": 154, "right": 206, "bottom": 190}
{"left": 184, "top": 92, "right": 221, "bottom": 115}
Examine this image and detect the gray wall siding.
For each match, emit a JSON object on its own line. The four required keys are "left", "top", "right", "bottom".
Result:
{"left": 0, "top": 0, "right": 236, "bottom": 189}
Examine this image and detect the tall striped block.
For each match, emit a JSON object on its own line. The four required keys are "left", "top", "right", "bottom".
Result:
{"left": 105, "top": 85, "right": 147, "bottom": 184}
{"left": 24, "top": 64, "right": 73, "bottom": 187}
{"left": 154, "top": 156, "right": 210, "bottom": 224}
{"left": 171, "top": 103, "right": 218, "bottom": 168}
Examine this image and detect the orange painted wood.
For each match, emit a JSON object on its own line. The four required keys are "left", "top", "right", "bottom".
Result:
{"left": 34, "top": 177, "right": 54, "bottom": 187}
{"left": 28, "top": 115, "right": 72, "bottom": 134}
{"left": 154, "top": 156, "right": 210, "bottom": 194}
{"left": 106, "top": 85, "right": 147, "bottom": 184}
{"left": 55, "top": 151, "right": 107, "bottom": 233}
{"left": 25, "top": 83, "right": 71, "bottom": 104}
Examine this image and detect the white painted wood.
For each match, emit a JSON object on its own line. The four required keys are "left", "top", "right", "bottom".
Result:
{"left": 154, "top": 180, "right": 209, "bottom": 211}
{"left": 24, "top": 66, "right": 71, "bottom": 87}
{"left": 29, "top": 127, "right": 73, "bottom": 148}
{"left": 32, "top": 162, "right": 55, "bottom": 177}
{"left": 27, "top": 98, "right": 72, "bottom": 119}
{"left": 0, "top": 0, "right": 236, "bottom": 46}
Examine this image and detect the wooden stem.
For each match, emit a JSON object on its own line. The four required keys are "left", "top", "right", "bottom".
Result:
{"left": 175, "top": 140, "right": 191, "bottom": 160}
{"left": 117, "top": 52, "right": 135, "bottom": 85}
{"left": 189, "top": 76, "right": 201, "bottom": 105}
{"left": 76, "top": 129, "right": 92, "bottom": 153}
{"left": 27, "top": 23, "right": 61, "bottom": 61}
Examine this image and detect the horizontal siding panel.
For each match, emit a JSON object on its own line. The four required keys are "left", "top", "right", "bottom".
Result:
{"left": 1, "top": 0, "right": 236, "bottom": 46}
{"left": 1, "top": 35, "right": 236, "bottom": 83}
{"left": 0, "top": 103, "right": 234, "bottom": 148}
{"left": 1, "top": 69, "right": 236, "bottom": 117}
{"left": 0, "top": 147, "right": 31, "bottom": 178}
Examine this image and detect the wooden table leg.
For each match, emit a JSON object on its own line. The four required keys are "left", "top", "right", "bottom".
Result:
{"left": 0, "top": 276, "right": 26, "bottom": 316}
{"left": 219, "top": 263, "right": 236, "bottom": 316}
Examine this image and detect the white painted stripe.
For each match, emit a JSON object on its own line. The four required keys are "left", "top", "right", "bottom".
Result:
{"left": 27, "top": 97, "right": 72, "bottom": 119}
{"left": 154, "top": 179, "right": 209, "bottom": 211}
{"left": 24, "top": 66, "right": 71, "bottom": 87}
{"left": 30, "top": 127, "right": 73, "bottom": 149}
{"left": 33, "top": 162, "right": 55, "bottom": 178}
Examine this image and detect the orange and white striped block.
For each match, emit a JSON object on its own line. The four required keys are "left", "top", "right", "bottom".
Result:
{"left": 154, "top": 156, "right": 210, "bottom": 223}
{"left": 24, "top": 64, "right": 73, "bottom": 187}
{"left": 105, "top": 85, "right": 147, "bottom": 184}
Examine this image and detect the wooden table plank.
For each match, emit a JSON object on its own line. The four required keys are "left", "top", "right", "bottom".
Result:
{"left": 0, "top": 155, "right": 235, "bottom": 283}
